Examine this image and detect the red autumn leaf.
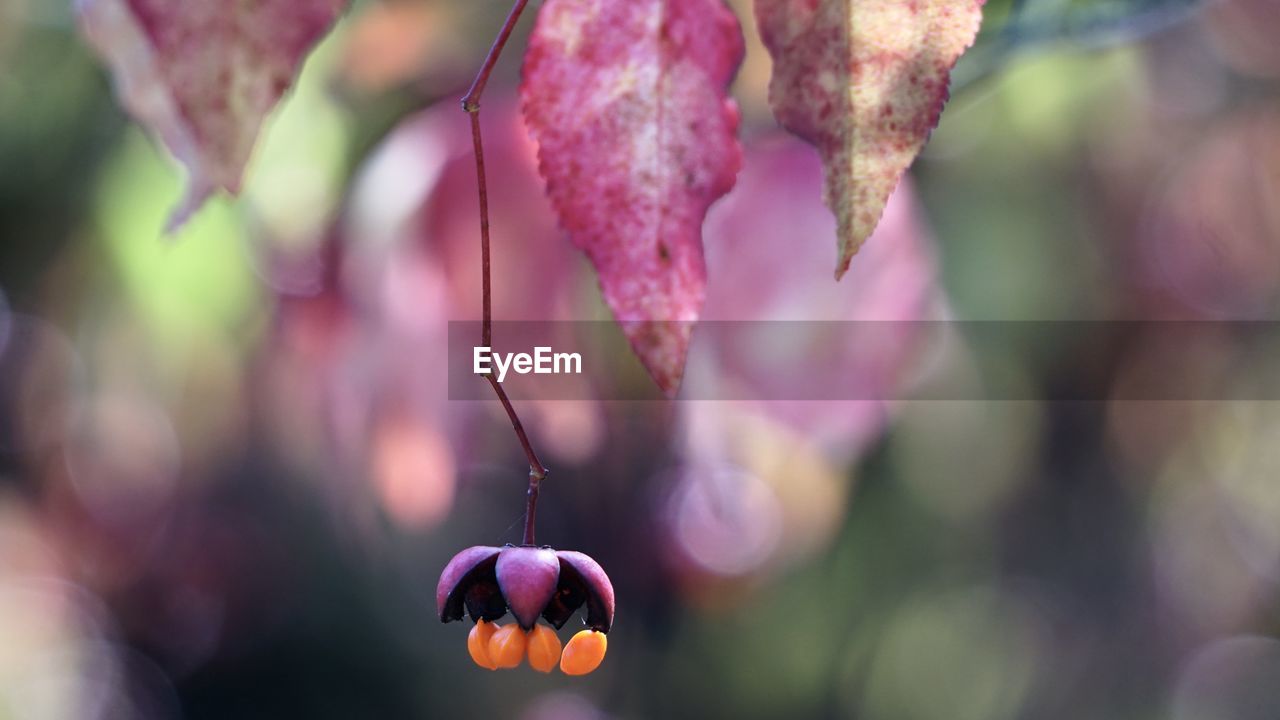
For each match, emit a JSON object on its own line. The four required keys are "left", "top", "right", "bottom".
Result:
{"left": 754, "top": 0, "right": 985, "bottom": 278}
{"left": 520, "top": 0, "right": 745, "bottom": 395}
{"left": 77, "top": 0, "right": 346, "bottom": 230}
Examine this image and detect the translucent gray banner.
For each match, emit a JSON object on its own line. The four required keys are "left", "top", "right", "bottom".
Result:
{"left": 446, "top": 321, "right": 1280, "bottom": 401}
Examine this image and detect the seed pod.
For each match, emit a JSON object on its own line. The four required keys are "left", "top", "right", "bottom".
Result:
{"left": 545, "top": 550, "right": 616, "bottom": 632}
{"left": 437, "top": 546, "right": 502, "bottom": 623}
{"left": 495, "top": 546, "right": 560, "bottom": 630}
{"left": 438, "top": 544, "right": 616, "bottom": 673}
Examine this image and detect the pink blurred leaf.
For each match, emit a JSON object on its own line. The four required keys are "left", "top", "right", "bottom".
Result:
{"left": 695, "top": 134, "right": 938, "bottom": 458}
{"left": 77, "top": 0, "right": 346, "bottom": 230}
{"left": 520, "top": 0, "right": 745, "bottom": 395}
{"left": 754, "top": 0, "right": 984, "bottom": 278}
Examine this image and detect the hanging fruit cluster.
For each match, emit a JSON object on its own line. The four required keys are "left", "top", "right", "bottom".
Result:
{"left": 438, "top": 545, "right": 615, "bottom": 674}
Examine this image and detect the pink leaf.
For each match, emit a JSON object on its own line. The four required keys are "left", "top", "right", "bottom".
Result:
{"left": 520, "top": 0, "right": 745, "bottom": 395}
{"left": 754, "top": 0, "right": 985, "bottom": 278}
{"left": 77, "top": 0, "right": 346, "bottom": 230}
{"left": 696, "top": 134, "right": 938, "bottom": 456}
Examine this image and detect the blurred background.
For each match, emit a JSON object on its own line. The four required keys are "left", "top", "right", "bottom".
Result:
{"left": 3, "top": 0, "right": 1280, "bottom": 717}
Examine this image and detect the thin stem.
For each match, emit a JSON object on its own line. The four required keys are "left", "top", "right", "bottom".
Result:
{"left": 461, "top": 0, "right": 531, "bottom": 114}
{"left": 485, "top": 374, "right": 547, "bottom": 545}
{"left": 464, "top": 0, "right": 547, "bottom": 546}
{"left": 468, "top": 112, "right": 493, "bottom": 351}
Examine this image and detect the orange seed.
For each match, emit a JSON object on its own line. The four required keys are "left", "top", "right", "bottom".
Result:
{"left": 560, "top": 629, "right": 607, "bottom": 676}
{"left": 488, "top": 623, "right": 527, "bottom": 669}
{"left": 526, "top": 624, "right": 563, "bottom": 673}
{"left": 467, "top": 620, "right": 498, "bottom": 670}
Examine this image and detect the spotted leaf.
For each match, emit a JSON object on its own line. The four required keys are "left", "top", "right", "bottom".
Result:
{"left": 520, "top": 0, "right": 745, "bottom": 394}
{"left": 78, "top": 0, "right": 346, "bottom": 230}
{"left": 754, "top": 0, "right": 985, "bottom": 278}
